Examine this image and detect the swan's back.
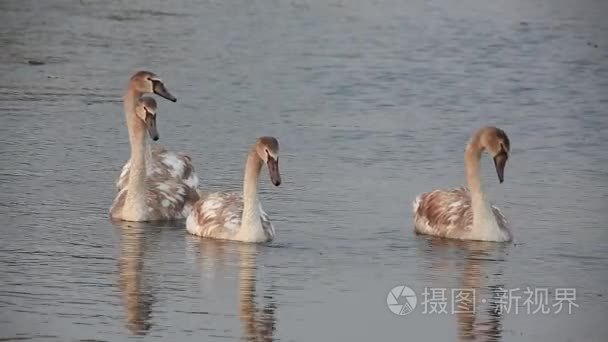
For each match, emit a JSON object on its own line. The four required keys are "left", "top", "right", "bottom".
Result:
{"left": 186, "top": 192, "right": 274, "bottom": 242}
{"left": 110, "top": 180, "right": 199, "bottom": 221}
{"left": 413, "top": 187, "right": 510, "bottom": 241}
{"left": 414, "top": 187, "right": 473, "bottom": 238}
{"left": 117, "top": 145, "right": 198, "bottom": 190}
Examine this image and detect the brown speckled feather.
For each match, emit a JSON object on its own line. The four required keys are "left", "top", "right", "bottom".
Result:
{"left": 117, "top": 145, "right": 198, "bottom": 190}
{"left": 186, "top": 192, "right": 274, "bottom": 242}
{"left": 414, "top": 187, "right": 473, "bottom": 238}
{"left": 110, "top": 180, "right": 199, "bottom": 221}
{"left": 413, "top": 187, "right": 509, "bottom": 240}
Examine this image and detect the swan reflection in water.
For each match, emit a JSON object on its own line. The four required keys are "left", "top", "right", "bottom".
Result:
{"left": 115, "top": 221, "right": 169, "bottom": 335}
{"left": 188, "top": 238, "right": 277, "bottom": 341}
{"left": 239, "top": 243, "right": 276, "bottom": 342}
{"left": 418, "top": 238, "right": 508, "bottom": 342}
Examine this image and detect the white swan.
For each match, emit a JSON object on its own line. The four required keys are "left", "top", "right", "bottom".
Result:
{"left": 186, "top": 137, "right": 281, "bottom": 242}
{"left": 413, "top": 126, "right": 512, "bottom": 242}
{"left": 116, "top": 71, "right": 199, "bottom": 192}
{"left": 110, "top": 97, "right": 199, "bottom": 221}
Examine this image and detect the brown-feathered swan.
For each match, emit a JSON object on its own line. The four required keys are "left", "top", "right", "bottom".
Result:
{"left": 110, "top": 94, "right": 198, "bottom": 221}
{"left": 116, "top": 71, "right": 198, "bottom": 193}
{"left": 413, "top": 126, "right": 512, "bottom": 242}
{"left": 186, "top": 137, "right": 281, "bottom": 242}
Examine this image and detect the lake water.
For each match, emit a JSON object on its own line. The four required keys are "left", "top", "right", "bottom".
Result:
{"left": 1, "top": 0, "right": 607, "bottom": 341}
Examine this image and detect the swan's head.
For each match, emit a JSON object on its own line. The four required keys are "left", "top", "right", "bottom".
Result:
{"left": 478, "top": 126, "right": 510, "bottom": 183}
{"left": 256, "top": 137, "right": 281, "bottom": 186}
{"left": 129, "top": 70, "right": 177, "bottom": 102}
{"left": 135, "top": 97, "right": 159, "bottom": 141}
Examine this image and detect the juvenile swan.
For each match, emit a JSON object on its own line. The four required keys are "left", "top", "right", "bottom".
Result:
{"left": 413, "top": 127, "right": 512, "bottom": 242}
{"left": 116, "top": 71, "right": 199, "bottom": 193}
{"left": 186, "top": 137, "right": 281, "bottom": 243}
{"left": 110, "top": 97, "right": 198, "bottom": 221}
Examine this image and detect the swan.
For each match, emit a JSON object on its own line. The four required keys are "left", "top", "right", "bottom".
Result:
{"left": 186, "top": 137, "right": 281, "bottom": 242}
{"left": 116, "top": 71, "right": 199, "bottom": 192}
{"left": 110, "top": 97, "right": 199, "bottom": 221}
{"left": 413, "top": 126, "right": 512, "bottom": 242}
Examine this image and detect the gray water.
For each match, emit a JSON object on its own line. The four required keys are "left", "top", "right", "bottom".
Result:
{"left": 1, "top": 0, "right": 607, "bottom": 341}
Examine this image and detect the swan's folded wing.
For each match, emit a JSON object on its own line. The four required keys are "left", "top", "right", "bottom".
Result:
{"left": 117, "top": 160, "right": 132, "bottom": 190}
{"left": 110, "top": 180, "right": 198, "bottom": 220}
{"left": 190, "top": 192, "right": 243, "bottom": 238}
{"left": 117, "top": 145, "right": 198, "bottom": 190}
{"left": 259, "top": 204, "right": 275, "bottom": 241}
{"left": 157, "top": 148, "right": 198, "bottom": 189}
{"left": 491, "top": 205, "right": 509, "bottom": 230}
{"left": 147, "top": 180, "right": 199, "bottom": 219}
{"left": 413, "top": 187, "right": 473, "bottom": 238}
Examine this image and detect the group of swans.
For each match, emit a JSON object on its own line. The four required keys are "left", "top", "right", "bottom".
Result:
{"left": 110, "top": 70, "right": 513, "bottom": 243}
{"left": 110, "top": 71, "right": 280, "bottom": 243}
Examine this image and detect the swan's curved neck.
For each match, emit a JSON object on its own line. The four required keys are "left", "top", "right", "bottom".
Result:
{"left": 240, "top": 148, "right": 264, "bottom": 237}
{"left": 465, "top": 137, "right": 497, "bottom": 231}
{"left": 123, "top": 88, "right": 148, "bottom": 219}
{"left": 465, "top": 139, "right": 483, "bottom": 196}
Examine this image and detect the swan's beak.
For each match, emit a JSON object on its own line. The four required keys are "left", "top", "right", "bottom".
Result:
{"left": 267, "top": 157, "right": 281, "bottom": 186}
{"left": 145, "top": 114, "right": 159, "bottom": 141}
{"left": 152, "top": 80, "right": 177, "bottom": 102}
{"left": 493, "top": 152, "right": 507, "bottom": 183}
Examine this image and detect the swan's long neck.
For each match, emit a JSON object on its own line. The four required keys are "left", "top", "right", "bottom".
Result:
{"left": 465, "top": 138, "right": 498, "bottom": 234}
{"left": 240, "top": 148, "right": 264, "bottom": 239}
{"left": 123, "top": 88, "right": 148, "bottom": 220}
{"left": 465, "top": 140, "right": 483, "bottom": 197}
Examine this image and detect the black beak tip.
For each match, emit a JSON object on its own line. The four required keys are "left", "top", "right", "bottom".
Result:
{"left": 499, "top": 178, "right": 504, "bottom": 184}
{"left": 274, "top": 180, "right": 281, "bottom": 186}
{"left": 152, "top": 135, "right": 159, "bottom": 141}
{"left": 169, "top": 97, "right": 177, "bottom": 103}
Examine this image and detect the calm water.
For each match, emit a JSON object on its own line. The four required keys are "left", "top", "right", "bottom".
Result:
{"left": 1, "top": 0, "right": 607, "bottom": 341}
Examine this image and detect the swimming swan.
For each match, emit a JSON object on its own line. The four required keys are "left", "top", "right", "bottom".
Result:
{"left": 116, "top": 71, "right": 198, "bottom": 193}
{"left": 110, "top": 97, "right": 198, "bottom": 221}
{"left": 186, "top": 137, "right": 281, "bottom": 242}
{"left": 413, "top": 126, "right": 512, "bottom": 242}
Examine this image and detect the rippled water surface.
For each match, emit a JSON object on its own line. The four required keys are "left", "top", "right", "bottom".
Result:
{"left": 1, "top": 0, "right": 608, "bottom": 341}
